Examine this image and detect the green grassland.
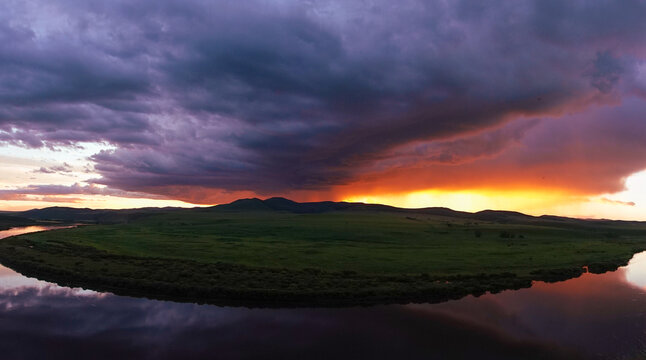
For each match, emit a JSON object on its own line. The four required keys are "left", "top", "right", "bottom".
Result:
{"left": 1, "top": 199, "right": 645, "bottom": 306}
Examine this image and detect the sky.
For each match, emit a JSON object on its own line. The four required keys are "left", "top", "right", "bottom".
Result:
{"left": 1, "top": 0, "right": 646, "bottom": 219}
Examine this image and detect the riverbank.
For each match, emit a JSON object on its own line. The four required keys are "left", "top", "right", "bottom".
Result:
{"left": 0, "top": 215, "right": 37, "bottom": 231}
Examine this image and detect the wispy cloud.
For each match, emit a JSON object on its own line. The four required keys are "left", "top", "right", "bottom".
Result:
{"left": 0, "top": 183, "right": 168, "bottom": 202}
{"left": 32, "top": 162, "right": 73, "bottom": 174}
{"left": 601, "top": 198, "right": 636, "bottom": 207}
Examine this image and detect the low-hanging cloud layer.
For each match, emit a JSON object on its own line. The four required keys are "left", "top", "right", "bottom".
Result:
{"left": 2, "top": 0, "right": 646, "bottom": 205}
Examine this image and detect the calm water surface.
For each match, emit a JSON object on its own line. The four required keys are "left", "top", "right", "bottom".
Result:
{"left": 1, "top": 226, "right": 646, "bottom": 359}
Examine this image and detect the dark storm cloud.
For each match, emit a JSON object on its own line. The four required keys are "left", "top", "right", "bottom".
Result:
{"left": 0, "top": 0, "right": 156, "bottom": 148}
{"left": 589, "top": 51, "right": 625, "bottom": 93}
{"left": 346, "top": 98, "right": 646, "bottom": 197}
{"left": 530, "top": 0, "right": 646, "bottom": 45}
{"left": 2, "top": 0, "right": 646, "bottom": 198}
{"left": 372, "top": 119, "right": 542, "bottom": 170}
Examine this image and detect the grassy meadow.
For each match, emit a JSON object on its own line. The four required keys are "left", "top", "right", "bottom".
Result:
{"left": 1, "top": 200, "right": 645, "bottom": 306}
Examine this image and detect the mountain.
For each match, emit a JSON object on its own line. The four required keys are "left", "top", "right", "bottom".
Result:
{"left": 214, "top": 197, "right": 387, "bottom": 213}
{"left": 19, "top": 207, "right": 109, "bottom": 222}
{"left": 214, "top": 197, "right": 519, "bottom": 218}
{"left": 471, "top": 210, "right": 534, "bottom": 223}
{"left": 4, "top": 198, "right": 634, "bottom": 228}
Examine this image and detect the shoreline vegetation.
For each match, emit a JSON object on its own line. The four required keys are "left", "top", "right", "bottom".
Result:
{"left": 1, "top": 197, "right": 645, "bottom": 307}
{"left": 0, "top": 214, "right": 37, "bottom": 231}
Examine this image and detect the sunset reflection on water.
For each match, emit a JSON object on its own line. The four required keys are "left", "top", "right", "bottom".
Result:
{"left": 0, "top": 226, "right": 645, "bottom": 359}
{"left": 624, "top": 251, "right": 646, "bottom": 288}
{"left": 0, "top": 225, "right": 75, "bottom": 239}
{"left": 0, "top": 226, "right": 103, "bottom": 299}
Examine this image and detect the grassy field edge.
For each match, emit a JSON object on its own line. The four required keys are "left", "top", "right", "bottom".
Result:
{"left": 0, "top": 236, "right": 638, "bottom": 308}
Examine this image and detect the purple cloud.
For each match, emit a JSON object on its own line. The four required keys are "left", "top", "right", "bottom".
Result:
{"left": 0, "top": 183, "right": 166, "bottom": 201}
{"left": 1, "top": 0, "right": 646, "bottom": 199}
{"left": 32, "top": 163, "right": 73, "bottom": 174}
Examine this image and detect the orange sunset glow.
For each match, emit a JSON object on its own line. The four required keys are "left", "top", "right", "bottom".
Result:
{"left": 0, "top": 0, "right": 645, "bottom": 221}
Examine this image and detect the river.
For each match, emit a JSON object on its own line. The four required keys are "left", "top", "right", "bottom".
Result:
{"left": 1, "top": 226, "right": 645, "bottom": 359}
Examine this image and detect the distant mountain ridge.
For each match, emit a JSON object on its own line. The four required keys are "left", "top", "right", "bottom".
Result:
{"left": 214, "top": 197, "right": 571, "bottom": 225}
{"left": 13, "top": 206, "right": 183, "bottom": 224}
{"left": 216, "top": 197, "right": 458, "bottom": 215}
{"left": 212, "top": 197, "right": 646, "bottom": 227}
{"left": 2, "top": 197, "right": 640, "bottom": 227}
